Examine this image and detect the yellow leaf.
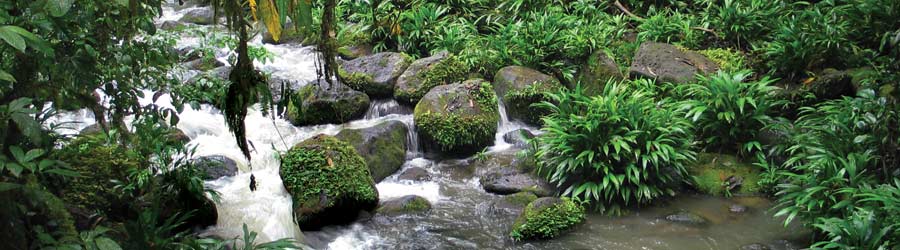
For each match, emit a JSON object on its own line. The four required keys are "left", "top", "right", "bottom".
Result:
{"left": 249, "top": 0, "right": 258, "bottom": 21}
{"left": 801, "top": 77, "right": 815, "bottom": 86}
{"left": 259, "top": 0, "right": 282, "bottom": 42}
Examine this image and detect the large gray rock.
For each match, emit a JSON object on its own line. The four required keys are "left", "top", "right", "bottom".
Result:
{"left": 335, "top": 120, "right": 408, "bottom": 182}
{"left": 805, "top": 68, "right": 854, "bottom": 101}
{"left": 578, "top": 50, "right": 625, "bottom": 94}
{"left": 474, "top": 149, "right": 553, "bottom": 196}
{"left": 395, "top": 51, "right": 466, "bottom": 104}
{"left": 340, "top": 52, "right": 412, "bottom": 98}
{"left": 178, "top": 8, "right": 215, "bottom": 25}
{"left": 665, "top": 211, "right": 709, "bottom": 226}
{"left": 502, "top": 129, "right": 535, "bottom": 148}
{"left": 413, "top": 79, "right": 498, "bottom": 155}
{"left": 338, "top": 44, "right": 374, "bottom": 60}
{"left": 629, "top": 42, "right": 719, "bottom": 84}
{"left": 377, "top": 195, "right": 431, "bottom": 216}
{"left": 193, "top": 155, "right": 239, "bottom": 180}
{"left": 160, "top": 20, "right": 188, "bottom": 31}
{"left": 286, "top": 80, "right": 371, "bottom": 126}
{"left": 493, "top": 66, "right": 563, "bottom": 125}
{"left": 397, "top": 167, "right": 431, "bottom": 182}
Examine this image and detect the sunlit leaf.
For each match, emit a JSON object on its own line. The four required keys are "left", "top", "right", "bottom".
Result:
{"left": 46, "top": 0, "right": 75, "bottom": 17}
{"left": 0, "top": 26, "right": 26, "bottom": 52}
{"left": 0, "top": 70, "right": 15, "bottom": 83}
{"left": 259, "top": 0, "right": 282, "bottom": 42}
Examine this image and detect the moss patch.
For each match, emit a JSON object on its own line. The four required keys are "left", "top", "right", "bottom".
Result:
{"left": 280, "top": 135, "right": 378, "bottom": 229}
{"left": 286, "top": 84, "right": 370, "bottom": 126}
{"left": 505, "top": 192, "right": 539, "bottom": 207}
{"left": 698, "top": 48, "right": 746, "bottom": 73}
{"left": 414, "top": 80, "right": 499, "bottom": 154}
{"left": 504, "top": 82, "right": 561, "bottom": 125}
{"left": 510, "top": 197, "right": 585, "bottom": 241}
{"left": 395, "top": 55, "right": 468, "bottom": 104}
{"left": 687, "top": 153, "right": 761, "bottom": 196}
{"left": 338, "top": 68, "right": 377, "bottom": 94}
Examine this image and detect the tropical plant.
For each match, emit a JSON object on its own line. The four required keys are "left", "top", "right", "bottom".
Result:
{"left": 677, "top": 70, "right": 782, "bottom": 154}
{"left": 706, "top": 0, "right": 782, "bottom": 48}
{"left": 533, "top": 81, "right": 696, "bottom": 214}
{"left": 811, "top": 209, "right": 894, "bottom": 250}
{"left": 637, "top": 9, "right": 703, "bottom": 49}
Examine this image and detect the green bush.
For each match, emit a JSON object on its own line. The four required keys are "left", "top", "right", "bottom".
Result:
{"left": 533, "top": 81, "right": 696, "bottom": 214}
{"left": 705, "top": 0, "right": 783, "bottom": 47}
{"left": 510, "top": 198, "right": 585, "bottom": 241}
{"left": 677, "top": 70, "right": 782, "bottom": 153}
{"left": 637, "top": 9, "right": 703, "bottom": 49}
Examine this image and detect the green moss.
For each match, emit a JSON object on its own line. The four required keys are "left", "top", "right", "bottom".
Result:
{"left": 414, "top": 81, "right": 498, "bottom": 153}
{"left": 510, "top": 198, "right": 585, "bottom": 241}
{"left": 53, "top": 135, "right": 142, "bottom": 217}
{"left": 505, "top": 192, "right": 539, "bottom": 207}
{"left": 687, "top": 153, "right": 761, "bottom": 196}
{"left": 504, "top": 82, "right": 561, "bottom": 125}
{"left": 338, "top": 68, "right": 377, "bottom": 94}
{"left": 698, "top": 48, "right": 746, "bottom": 73}
{"left": 286, "top": 84, "right": 369, "bottom": 125}
{"left": 280, "top": 135, "right": 377, "bottom": 215}
{"left": 403, "top": 197, "right": 431, "bottom": 211}
{"left": 395, "top": 55, "right": 468, "bottom": 103}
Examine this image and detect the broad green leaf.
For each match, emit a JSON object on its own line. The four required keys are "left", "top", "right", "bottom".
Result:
{"left": 0, "top": 26, "right": 26, "bottom": 52}
{"left": 11, "top": 113, "right": 44, "bottom": 145}
{"left": 95, "top": 237, "right": 122, "bottom": 250}
{"left": 0, "top": 182, "right": 21, "bottom": 192}
{"left": 6, "top": 163, "right": 23, "bottom": 177}
{"left": 46, "top": 0, "right": 76, "bottom": 17}
{"left": 0, "top": 69, "right": 15, "bottom": 83}
{"left": 115, "top": 0, "right": 129, "bottom": 7}
{"left": 9, "top": 146, "right": 25, "bottom": 163}
{"left": 24, "top": 149, "right": 45, "bottom": 163}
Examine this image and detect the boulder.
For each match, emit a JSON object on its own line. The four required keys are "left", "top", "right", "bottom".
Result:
{"left": 280, "top": 135, "right": 379, "bottom": 230}
{"left": 489, "top": 192, "right": 539, "bottom": 215}
{"left": 688, "top": 153, "right": 761, "bottom": 196}
{"left": 377, "top": 195, "right": 431, "bottom": 216}
{"left": 335, "top": 120, "right": 408, "bottom": 182}
{"left": 665, "top": 211, "right": 709, "bottom": 226}
{"left": 395, "top": 51, "right": 467, "bottom": 104}
{"left": 510, "top": 197, "right": 585, "bottom": 241}
{"left": 338, "top": 44, "right": 374, "bottom": 60}
{"left": 286, "top": 80, "right": 371, "bottom": 126}
{"left": 502, "top": 129, "right": 535, "bottom": 148}
{"left": 804, "top": 68, "right": 854, "bottom": 101}
{"left": 493, "top": 66, "right": 563, "bottom": 125}
{"left": 629, "top": 42, "right": 718, "bottom": 84}
{"left": 262, "top": 19, "right": 307, "bottom": 45}
{"left": 193, "top": 155, "right": 239, "bottom": 180}
{"left": 183, "top": 58, "right": 225, "bottom": 71}
{"left": 413, "top": 79, "right": 498, "bottom": 155}
{"left": 339, "top": 52, "right": 412, "bottom": 98}
{"left": 740, "top": 243, "right": 771, "bottom": 250}
{"left": 397, "top": 167, "right": 431, "bottom": 182}
{"left": 160, "top": 20, "right": 188, "bottom": 31}
{"left": 480, "top": 169, "right": 554, "bottom": 197}
{"left": 268, "top": 75, "right": 305, "bottom": 103}
{"left": 729, "top": 204, "right": 748, "bottom": 213}
{"left": 178, "top": 8, "right": 215, "bottom": 25}
{"left": 578, "top": 50, "right": 625, "bottom": 94}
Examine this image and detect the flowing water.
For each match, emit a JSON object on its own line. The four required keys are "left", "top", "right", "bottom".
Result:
{"left": 45, "top": 3, "right": 810, "bottom": 249}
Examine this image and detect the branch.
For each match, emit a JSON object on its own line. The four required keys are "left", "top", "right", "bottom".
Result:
{"left": 614, "top": 0, "right": 643, "bottom": 20}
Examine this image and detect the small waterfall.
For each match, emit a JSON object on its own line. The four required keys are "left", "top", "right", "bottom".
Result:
{"left": 490, "top": 100, "right": 516, "bottom": 151}
{"left": 363, "top": 99, "right": 411, "bottom": 119}
{"left": 401, "top": 116, "right": 422, "bottom": 159}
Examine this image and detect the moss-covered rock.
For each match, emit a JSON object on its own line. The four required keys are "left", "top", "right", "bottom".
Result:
{"left": 339, "top": 52, "right": 412, "bottom": 98}
{"left": 377, "top": 195, "right": 431, "bottom": 216}
{"left": 178, "top": 7, "right": 215, "bottom": 25}
{"left": 577, "top": 50, "right": 625, "bottom": 95}
{"left": 698, "top": 48, "right": 747, "bottom": 73}
{"left": 414, "top": 79, "right": 499, "bottom": 155}
{"left": 687, "top": 153, "right": 761, "bottom": 196}
{"left": 335, "top": 120, "right": 408, "bottom": 182}
{"left": 337, "top": 44, "right": 373, "bottom": 60}
{"left": 286, "top": 80, "right": 371, "bottom": 126}
{"left": 629, "top": 42, "right": 719, "bottom": 84}
{"left": 493, "top": 66, "right": 563, "bottom": 125}
{"left": 192, "top": 155, "right": 240, "bottom": 180}
{"left": 510, "top": 197, "right": 585, "bottom": 241}
{"left": 280, "top": 134, "right": 379, "bottom": 230}
{"left": 395, "top": 51, "right": 468, "bottom": 104}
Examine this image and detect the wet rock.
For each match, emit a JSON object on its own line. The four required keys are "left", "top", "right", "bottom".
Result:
{"left": 805, "top": 68, "right": 855, "bottom": 101}
{"left": 280, "top": 135, "right": 379, "bottom": 230}
{"left": 338, "top": 44, "right": 374, "bottom": 60}
{"left": 629, "top": 42, "right": 718, "bottom": 84}
{"left": 160, "top": 20, "right": 187, "bottom": 31}
{"left": 339, "top": 52, "right": 412, "bottom": 98}
{"left": 398, "top": 167, "right": 431, "bottom": 182}
{"left": 178, "top": 7, "right": 215, "bottom": 25}
{"left": 414, "top": 79, "right": 498, "bottom": 156}
{"left": 285, "top": 80, "right": 371, "bottom": 126}
{"left": 395, "top": 51, "right": 467, "bottom": 104}
{"left": 665, "top": 211, "right": 709, "bottom": 226}
{"left": 364, "top": 99, "right": 414, "bottom": 118}
{"left": 193, "top": 155, "right": 239, "bottom": 180}
{"left": 183, "top": 58, "right": 225, "bottom": 71}
{"left": 481, "top": 172, "right": 554, "bottom": 197}
{"left": 491, "top": 192, "right": 539, "bottom": 214}
{"left": 740, "top": 243, "right": 771, "bottom": 250}
{"left": 377, "top": 195, "right": 431, "bottom": 216}
{"left": 267, "top": 75, "right": 305, "bottom": 103}
{"left": 578, "top": 50, "right": 625, "bottom": 94}
{"left": 79, "top": 124, "right": 104, "bottom": 135}
{"left": 493, "top": 66, "right": 563, "bottom": 125}
{"left": 511, "top": 197, "right": 585, "bottom": 241}
{"left": 502, "top": 129, "right": 535, "bottom": 148}
{"left": 335, "top": 120, "right": 408, "bottom": 182}
{"left": 729, "top": 204, "right": 748, "bottom": 213}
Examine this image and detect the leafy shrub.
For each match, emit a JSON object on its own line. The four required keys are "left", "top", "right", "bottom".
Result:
{"left": 533, "top": 81, "right": 696, "bottom": 214}
{"left": 812, "top": 209, "right": 894, "bottom": 250}
{"left": 706, "top": 0, "right": 783, "bottom": 47}
{"left": 677, "top": 70, "right": 782, "bottom": 153}
{"left": 637, "top": 9, "right": 703, "bottom": 49}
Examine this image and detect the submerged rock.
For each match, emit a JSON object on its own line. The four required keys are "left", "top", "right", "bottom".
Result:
{"left": 178, "top": 8, "right": 215, "bottom": 25}
{"left": 193, "top": 155, "right": 239, "bottom": 180}
{"left": 335, "top": 120, "right": 408, "bottom": 182}
{"left": 339, "top": 52, "right": 412, "bottom": 98}
{"left": 395, "top": 51, "right": 467, "bottom": 104}
{"left": 688, "top": 153, "right": 762, "bottom": 196}
{"left": 398, "top": 167, "right": 431, "bottom": 182}
{"left": 729, "top": 204, "right": 749, "bottom": 213}
{"left": 280, "top": 135, "right": 379, "bottom": 230}
{"left": 481, "top": 170, "right": 554, "bottom": 197}
{"left": 629, "top": 42, "right": 718, "bottom": 84}
{"left": 665, "top": 211, "right": 709, "bottom": 226}
{"left": 414, "top": 79, "right": 498, "bottom": 156}
{"left": 740, "top": 243, "right": 771, "bottom": 250}
{"left": 377, "top": 195, "right": 432, "bottom": 216}
{"left": 493, "top": 66, "right": 563, "bottom": 125}
{"left": 502, "top": 129, "right": 535, "bottom": 148}
{"left": 510, "top": 197, "right": 585, "bottom": 241}
{"left": 285, "top": 80, "right": 371, "bottom": 126}
{"left": 578, "top": 50, "right": 625, "bottom": 94}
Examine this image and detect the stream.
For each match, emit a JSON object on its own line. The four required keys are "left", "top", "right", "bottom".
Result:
{"left": 48, "top": 3, "right": 810, "bottom": 249}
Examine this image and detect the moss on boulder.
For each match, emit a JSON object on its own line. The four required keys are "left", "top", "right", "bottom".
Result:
{"left": 335, "top": 120, "right": 408, "bottom": 182}
{"left": 698, "top": 48, "right": 747, "bottom": 73}
{"left": 629, "top": 42, "right": 719, "bottom": 84}
{"left": 394, "top": 51, "right": 468, "bottom": 104}
{"left": 377, "top": 195, "right": 431, "bottom": 216}
{"left": 280, "top": 134, "right": 379, "bottom": 230}
{"left": 687, "top": 153, "right": 761, "bottom": 196}
{"left": 413, "top": 79, "right": 499, "bottom": 155}
{"left": 286, "top": 80, "right": 371, "bottom": 126}
{"left": 339, "top": 52, "right": 412, "bottom": 98}
{"left": 510, "top": 197, "right": 585, "bottom": 241}
{"left": 493, "top": 66, "right": 563, "bottom": 125}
